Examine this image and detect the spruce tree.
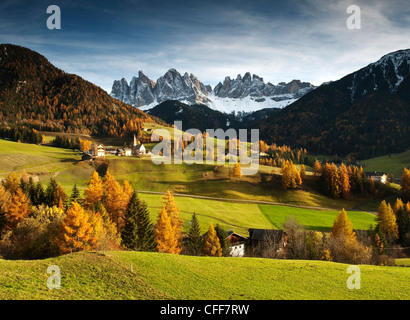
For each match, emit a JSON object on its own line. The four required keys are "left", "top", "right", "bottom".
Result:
{"left": 186, "top": 212, "right": 203, "bottom": 256}
{"left": 135, "top": 193, "right": 157, "bottom": 252}
{"left": 121, "top": 192, "right": 139, "bottom": 250}
{"left": 69, "top": 184, "right": 81, "bottom": 204}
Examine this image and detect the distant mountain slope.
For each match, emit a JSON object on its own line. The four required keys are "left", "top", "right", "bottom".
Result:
{"left": 256, "top": 49, "right": 410, "bottom": 159}
{"left": 146, "top": 100, "right": 243, "bottom": 132}
{"left": 0, "top": 44, "right": 162, "bottom": 137}
{"left": 111, "top": 69, "right": 316, "bottom": 113}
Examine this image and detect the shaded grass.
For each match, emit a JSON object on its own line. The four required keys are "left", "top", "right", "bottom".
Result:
{"left": 0, "top": 251, "right": 409, "bottom": 300}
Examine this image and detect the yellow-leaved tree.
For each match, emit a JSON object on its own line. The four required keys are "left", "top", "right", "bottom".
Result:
{"left": 6, "top": 187, "right": 31, "bottom": 231}
{"left": 203, "top": 223, "right": 222, "bottom": 257}
{"left": 155, "top": 206, "right": 179, "bottom": 254}
{"left": 84, "top": 171, "right": 104, "bottom": 209}
{"left": 377, "top": 200, "right": 399, "bottom": 244}
{"left": 162, "top": 191, "right": 183, "bottom": 253}
{"left": 58, "top": 202, "right": 96, "bottom": 253}
{"left": 233, "top": 162, "right": 242, "bottom": 178}
{"left": 103, "top": 172, "right": 128, "bottom": 230}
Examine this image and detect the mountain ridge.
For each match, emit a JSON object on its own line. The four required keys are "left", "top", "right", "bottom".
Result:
{"left": 110, "top": 69, "right": 316, "bottom": 113}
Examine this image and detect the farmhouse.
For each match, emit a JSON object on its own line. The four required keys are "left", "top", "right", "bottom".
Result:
{"left": 247, "top": 228, "right": 287, "bottom": 254}
{"left": 96, "top": 144, "right": 105, "bottom": 157}
{"left": 117, "top": 148, "right": 132, "bottom": 157}
{"left": 226, "top": 231, "right": 247, "bottom": 257}
{"left": 366, "top": 171, "right": 388, "bottom": 184}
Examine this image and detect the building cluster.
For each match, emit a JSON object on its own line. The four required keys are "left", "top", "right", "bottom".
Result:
{"left": 82, "top": 135, "right": 148, "bottom": 161}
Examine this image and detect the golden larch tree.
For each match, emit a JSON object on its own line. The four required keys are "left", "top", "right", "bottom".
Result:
{"left": 377, "top": 200, "right": 399, "bottom": 243}
{"left": 59, "top": 202, "right": 96, "bottom": 253}
{"left": 103, "top": 172, "right": 128, "bottom": 229}
{"left": 84, "top": 171, "right": 104, "bottom": 209}
{"left": 6, "top": 187, "right": 31, "bottom": 231}
{"left": 233, "top": 162, "right": 242, "bottom": 178}
{"left": 203, "top": 223, "right": 222, "bottom": 257}
{"left": 155, "top": 206, "right": 180, "bottom": 254}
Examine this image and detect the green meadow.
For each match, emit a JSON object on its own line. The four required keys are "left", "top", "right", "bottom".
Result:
{"left": 0, "top": 251, "right": 408, "bottom": 300}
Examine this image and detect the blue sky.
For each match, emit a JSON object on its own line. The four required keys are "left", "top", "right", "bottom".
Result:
{"left": 1, "top": 0, "right": 410, "bottom": 92}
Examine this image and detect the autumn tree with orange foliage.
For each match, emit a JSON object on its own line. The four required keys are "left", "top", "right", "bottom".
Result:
{"left": 58, "top": 202, "right": 96, "bottom": 253}
{"left": 103, "top": 172, "right": 129, "bottom": 230}
{"left": 203, "top": 223, "right": 222, "bottom": 257}
{"left": 155, "top": 206, "right": 180, "bottom": 254}
{"left": 84, "top": 171, "right": 104, "bottom": 209}
{"left": 5, "top": 187, "right": 31, "bottom": 231}
{"left": 162, "top": 191, "right": 183, "bottom": 250}
{"left": 281, "top": 160, "right": 302, "bottom": 189}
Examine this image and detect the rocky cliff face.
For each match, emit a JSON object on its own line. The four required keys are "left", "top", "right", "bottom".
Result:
{"left": 111, "top": 69, "right": 316, "bottom": 112}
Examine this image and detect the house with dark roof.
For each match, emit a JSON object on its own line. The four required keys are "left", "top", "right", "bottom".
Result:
{"left": 247, "top": 228, "right": 287, "bottom": 255}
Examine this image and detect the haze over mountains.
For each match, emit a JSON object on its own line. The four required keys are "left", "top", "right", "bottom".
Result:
{"left": 110, "top": 69, "right": 316, "bottom": 113}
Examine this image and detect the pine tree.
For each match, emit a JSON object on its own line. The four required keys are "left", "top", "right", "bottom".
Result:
{"left": 233, "top": 162, "right": 242, "bottom": 178}
{"left": 392, "top": 198, "right": 409, "bottom": 245}
{"left": 69, "top": 184, "right": 81, "bottom": 204}
{"left": 45, "top": 178, "right": 59, "bottom": 206}
{"left": 135, "top": 193, "right": 157, "bottom": 252}
{"left": 377, "top": 200, "right": 399, "bottom": 244}
{"left": 84, "top": 171, "right": 104, "bottom": 209}
{"left": 203, "top": 223, "right": 222, "bottom": 257}
{"left": 58, "top": 202, "right": 96, "bottom": 253}
{"left": 121, "top": 192, "right": 139, "bottom": 250}
{"left": 155, "top": 206, "right": 180, "bottom": 254}
{"left": 186, "top": 212, "right": 203, "bottom": 256}
{"left": 214, "top": 224, "right": 231, "bottom": 256}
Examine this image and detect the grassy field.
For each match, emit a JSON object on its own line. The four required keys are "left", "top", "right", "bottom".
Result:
{"left": 0, "top": 251, "right": 408, "bottom": 300}
{"left": 138, "top": 193, "right": 376, "bottom": 235}
{"left": 360, "top": 149, "right": 410, "bottom": 177}
{"left": 0, "top": 139, "right": 381, "bottom": 234}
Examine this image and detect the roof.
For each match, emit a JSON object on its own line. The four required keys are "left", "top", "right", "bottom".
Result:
{"left": 248, "top": 229, "right": 285, "bottom": 242}
{"left": 135, "top": 144, "right": 145, "bottom": 150}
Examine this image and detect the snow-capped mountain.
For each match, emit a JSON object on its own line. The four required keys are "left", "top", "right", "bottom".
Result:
{"left": 348, "top": 49, "right": 410, "bottom": 102}
{"left": 256, "top": 48, "right": 410, "bottom": 158}
{"left": 110, "top": 69, "right": 316, "bottom": 113}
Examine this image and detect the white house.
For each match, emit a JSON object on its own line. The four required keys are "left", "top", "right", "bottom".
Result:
{"left": 96, "top": 144, "right": 105, "bottom": 157}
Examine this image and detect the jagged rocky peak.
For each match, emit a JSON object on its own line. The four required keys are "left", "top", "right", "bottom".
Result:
{"left": 111, "top": 69, "right": 316, "bottom": 112}
{"left": 111, "top": 68, "right": 211, "bottom": 108}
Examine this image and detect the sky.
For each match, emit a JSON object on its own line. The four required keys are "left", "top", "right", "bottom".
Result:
{"left": 1, "top": 0, "right": 410, "bottom": 93}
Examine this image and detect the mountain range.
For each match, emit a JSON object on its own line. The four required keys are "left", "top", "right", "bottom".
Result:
{"left": 110, "top": 69, "right": 316, "bottom": 113}
{"left": 1, "top": 43, "right": 409, "bottom": 159}
{"left": 256, "top": 49, "right": 410, "bottom": 159}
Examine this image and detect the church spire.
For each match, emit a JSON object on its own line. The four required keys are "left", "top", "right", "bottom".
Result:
{"left": 134, "top": 134, "right": 137, "bottom": 147}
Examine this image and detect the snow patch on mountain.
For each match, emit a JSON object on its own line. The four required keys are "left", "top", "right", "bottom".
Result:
{"left": 111, "top": 69, "right": 316, "bottom": 113}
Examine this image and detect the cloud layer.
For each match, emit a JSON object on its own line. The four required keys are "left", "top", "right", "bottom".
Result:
{"left": 1, "top": 0, "right": 409, "bottom": 92}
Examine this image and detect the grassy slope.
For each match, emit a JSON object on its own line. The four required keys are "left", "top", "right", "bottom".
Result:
{"left": 0, "top": 251, "right": 408, "bottom": 300}
{"left": 360, "top": 149, "right": 410, "bottom": 177}
{"left": 0, "top": 139, "right": 377, "bottom": 234}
